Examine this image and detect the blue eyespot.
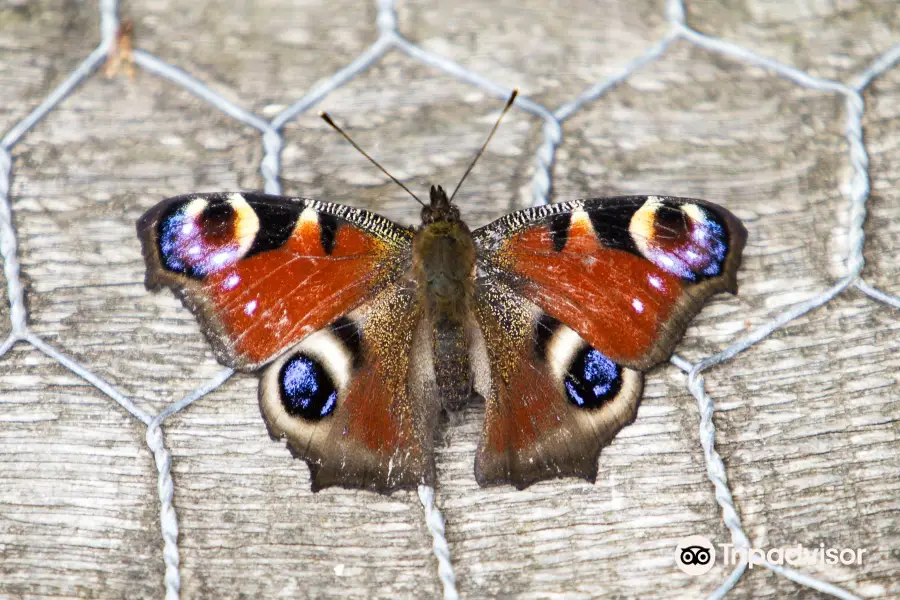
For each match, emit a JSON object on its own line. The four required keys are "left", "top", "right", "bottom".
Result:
{"left": 697, "top": 217, "right": 726, "bottom": 277}
{"left": 156, "top": 200, "right": 241, "bottom": 279}
{"left": 564, "top": 348, "right": 622, "bottom": 409}
{"left": 645, "top": 205, "right": 728, "bottom": 281}
{"left": 158, "top": 205, "right": 190, "bottom": 274}
{"left": 279, "top": 354, "right": 338, "bottom": 420}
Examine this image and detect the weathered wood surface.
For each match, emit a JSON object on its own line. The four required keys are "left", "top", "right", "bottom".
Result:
{"left": 1, "top": 0, "right": 898, "bottom": 598}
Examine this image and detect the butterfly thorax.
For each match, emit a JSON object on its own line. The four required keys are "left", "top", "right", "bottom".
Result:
{"left": 413, "top": 185, "right": 476, "bottom": 319}
{"left": 413, "top": 185, "right": 476, "bottom": 409}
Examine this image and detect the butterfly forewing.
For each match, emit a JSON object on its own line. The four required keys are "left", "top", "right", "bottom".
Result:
{"left": 473, "top": 195, "right": 747, "bottom": 371}
{"left": 137, "top": 192, "right": 414, "bottom": 371}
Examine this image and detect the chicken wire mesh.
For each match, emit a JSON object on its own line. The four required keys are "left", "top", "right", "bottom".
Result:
{"left": 0, "top": 0, "right": 898, "bottom": 598}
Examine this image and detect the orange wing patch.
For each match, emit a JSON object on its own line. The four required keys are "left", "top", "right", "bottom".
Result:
{"left": 202, "top": 225, "right": 390, "bottom": 366}
{"left": 501, "top": 210, "right": 684, "bottom": 367}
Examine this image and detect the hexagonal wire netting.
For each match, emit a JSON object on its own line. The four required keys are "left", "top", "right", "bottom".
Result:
{"left": 1, "top": 0, "right": 897, "bottom": 599}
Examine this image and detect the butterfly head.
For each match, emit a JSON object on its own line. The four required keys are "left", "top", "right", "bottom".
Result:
{"left": 422, "top": 185, "right": 461, "bottom": 224}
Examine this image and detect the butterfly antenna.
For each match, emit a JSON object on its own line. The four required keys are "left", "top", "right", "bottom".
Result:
{"left": 320, "top": 112, "right": 426, "bottom": 207}
{"left": 449, "top": 89, "right": 518, "bottom": 203}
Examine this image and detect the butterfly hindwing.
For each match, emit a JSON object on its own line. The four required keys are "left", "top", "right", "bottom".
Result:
{"left": 473, "top": 195, "right": 747, "bottom": 371}
{"left": 471, "top": 280, "right": 644, "bottom": 488}
{"left": 137, "top": 192, "right": 413, "bottom": 370}
{"left": 259, "top": 282, "right": 439, "bottom": 493}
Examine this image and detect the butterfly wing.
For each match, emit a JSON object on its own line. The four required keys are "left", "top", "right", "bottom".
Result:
{"left": 139, "top": 192, "right": 436, "bottom": 492}
{"left": 259, "top": 281, "right": 438, "bottom": 493}
{"left": 137, "top": 192, "right": 413, "bottom": 370}
{"left": 471, "top": 195, "right": 746, "bottom": 487}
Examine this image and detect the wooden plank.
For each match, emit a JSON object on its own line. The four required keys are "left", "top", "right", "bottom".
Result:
{"left": 1, "top": 0, "right": 897, "bottom": 598}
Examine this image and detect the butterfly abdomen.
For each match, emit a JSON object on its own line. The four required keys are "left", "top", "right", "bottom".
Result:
{"left": 413, "top": 219, "right": 477, "bottom": 410}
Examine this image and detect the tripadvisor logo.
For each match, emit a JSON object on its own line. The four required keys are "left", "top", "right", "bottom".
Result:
{"left": 675, "top": 535, "right": 869, "bottom": 576}
{"left": 675, "top": 535, "right": 716, "bottom": 576}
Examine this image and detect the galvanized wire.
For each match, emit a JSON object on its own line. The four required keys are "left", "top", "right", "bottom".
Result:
{"left": 0, "top": 0, "right": 897, "bottom": 598}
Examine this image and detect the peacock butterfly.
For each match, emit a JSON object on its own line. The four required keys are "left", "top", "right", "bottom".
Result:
{"left": 136, "top": 92, "right": 747, "bottom": 493}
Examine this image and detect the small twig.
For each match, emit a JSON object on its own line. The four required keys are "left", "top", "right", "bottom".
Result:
{"left": 105, "top": 18, "right": 135, "bottom": 80}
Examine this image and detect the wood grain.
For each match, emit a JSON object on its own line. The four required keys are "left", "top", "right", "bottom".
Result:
{"left": 1, "top": 0, "right": 898, "bottom": 598}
